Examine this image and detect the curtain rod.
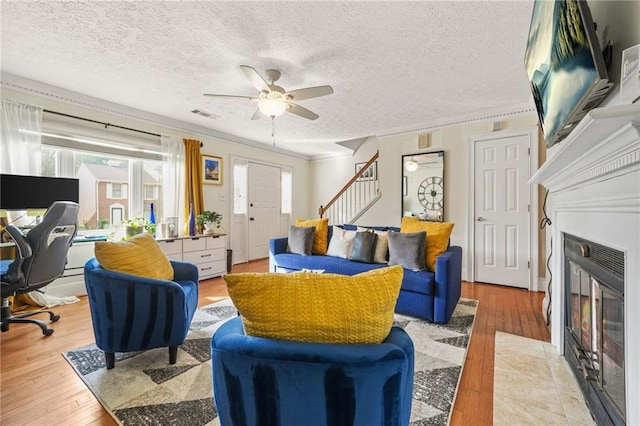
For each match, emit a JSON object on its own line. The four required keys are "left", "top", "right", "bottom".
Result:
{"left": 44, "top": 110, "right": 161, "bottom": 138}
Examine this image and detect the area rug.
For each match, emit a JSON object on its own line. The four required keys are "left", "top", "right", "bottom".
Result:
{"left": 64, "top": 298, "right": 477, "bottom": 426}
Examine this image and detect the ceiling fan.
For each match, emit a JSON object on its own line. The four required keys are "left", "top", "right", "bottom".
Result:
{"left": 204, "top": 65, "right": 333, "bottom": 121}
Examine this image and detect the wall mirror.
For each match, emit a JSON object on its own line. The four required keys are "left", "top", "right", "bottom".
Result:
{"left": 402, "top": 151, "right": 445, "bottom": 221}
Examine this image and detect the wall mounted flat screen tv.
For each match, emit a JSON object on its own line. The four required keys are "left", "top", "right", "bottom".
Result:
{"left": 0, "top": 174, "right": 79, "bottom": 210}
{"left": 524, "top": 0, "right": 613, "bottom": 149}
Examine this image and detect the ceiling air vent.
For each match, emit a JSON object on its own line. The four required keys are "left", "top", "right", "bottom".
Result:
{"left": 191, "top": 109, "right": 219, "bottom": 120}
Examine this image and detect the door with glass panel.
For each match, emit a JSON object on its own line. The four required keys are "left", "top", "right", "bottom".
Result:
{"left": 233, "top": 159, "right": 290, "bottom": 263}
{"left": 248, "top": 162, "right": 281, "bottom": 260}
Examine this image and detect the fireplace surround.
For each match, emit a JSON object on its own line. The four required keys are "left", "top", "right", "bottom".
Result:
{"left": 530, "top": 103, "right": 639, "bottom": 425}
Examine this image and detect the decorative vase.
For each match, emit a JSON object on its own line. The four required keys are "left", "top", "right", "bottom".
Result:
{"left": 149, "top": 203, "right": 156, "bottom": 224}
{"left": 203, "top": 222, "right": 216, "bottom": 235}
{"left": 188, "top": 204, "right": 196, "bottom": 236}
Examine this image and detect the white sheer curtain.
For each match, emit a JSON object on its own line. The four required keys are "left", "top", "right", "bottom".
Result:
{"left": 161, "top": 135, "right": 185, "bottom": 232}
{"left": 0, "top": 98, "right": 43, "bottom": 175}
{"left": 0, "top": 99, "right": 79, "bottom": 306}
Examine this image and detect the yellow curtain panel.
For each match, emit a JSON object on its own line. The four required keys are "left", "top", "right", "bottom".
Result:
{"left": 183, "top": 139, "right": 204, "bottom": 234}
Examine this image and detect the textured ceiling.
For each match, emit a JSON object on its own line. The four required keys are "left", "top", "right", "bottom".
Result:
{"left": 1, "top": 1, "right": 536, "bottom": 158}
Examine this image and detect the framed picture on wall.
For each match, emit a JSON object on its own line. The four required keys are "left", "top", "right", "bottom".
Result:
{"left": 355, "top": 161, "right": 377, "bottom": 181}
{"left": 202, "top": 154, "right": 223, "bottom": 185}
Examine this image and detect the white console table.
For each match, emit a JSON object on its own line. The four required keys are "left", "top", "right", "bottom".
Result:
{"left": 156, "top": 234, "right": 227, "bottom": 281}
{"left": 45, "top": 233, "right": 228, "bottom": 298}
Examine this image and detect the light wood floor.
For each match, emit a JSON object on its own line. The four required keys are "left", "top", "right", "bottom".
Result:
{"left": 0, "top": 259, "right": 549, "bottom": 425}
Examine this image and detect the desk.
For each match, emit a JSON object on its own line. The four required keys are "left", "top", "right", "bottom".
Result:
{"left": 0, "top": 238, "right": 96, "bottom": 297}
{"left": 0, "top": 242, "right": 16, "bottom": 261}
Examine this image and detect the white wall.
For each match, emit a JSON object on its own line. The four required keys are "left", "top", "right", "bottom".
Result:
{"left": 2, "top": 88, "right": 313, "bottom": 237}
{"left": 310, "top": 113, "right": 540, "bottom": 280}
{"left": 589, "top": 0, "right": 640, "bottom": 90}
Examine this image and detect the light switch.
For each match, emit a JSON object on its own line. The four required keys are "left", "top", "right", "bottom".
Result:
{"left": 218, "top": 191, "right": 226, "bottom": 201}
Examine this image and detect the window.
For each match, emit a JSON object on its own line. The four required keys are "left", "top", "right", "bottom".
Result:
{"left": 41, "top": 125, "right": 163, "bottom": 233}
{"left": 233, "top": 163, "right": 247, "bottom": 215}
{"left": 144, "top": 185, "right": 155, "bottom": 200}
{"left": 281, "top": 170, "right": 292, "bottom": 215}
{"left": 111, "top": 183, "right": 123, "bottom": 199}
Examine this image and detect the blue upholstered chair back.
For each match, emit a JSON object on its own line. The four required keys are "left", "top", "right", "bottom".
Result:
{"left": 211, "top": 316, "right": 414, "bottom": 426}
{"left": 84, "top": 258, "right": 199, "bottom": 354}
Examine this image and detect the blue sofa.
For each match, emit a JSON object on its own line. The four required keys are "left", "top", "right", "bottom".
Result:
{"left": 269, "top": 226, "right": 462, "bottom": 323}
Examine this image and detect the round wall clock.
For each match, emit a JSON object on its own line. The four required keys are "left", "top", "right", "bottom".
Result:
{"left": 417, "top": 176, "right": 444, "bottom": 212}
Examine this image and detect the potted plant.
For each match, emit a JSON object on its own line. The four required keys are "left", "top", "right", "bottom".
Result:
{"left": 196, "top": 210, "right": 223, "bottom": 235}
{"left": 122, "top": 217, "right": 156, "bottom": 239}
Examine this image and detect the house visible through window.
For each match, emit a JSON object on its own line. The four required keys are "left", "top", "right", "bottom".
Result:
{"left": 41, "top": 127, "right": 163, "bottom": 233}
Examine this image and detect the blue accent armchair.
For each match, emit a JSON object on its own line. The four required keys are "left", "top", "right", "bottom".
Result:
{"left": 211, "top": 316, "right": 414, "bottom": 426}
{"left": 84, "top": 258, "right": 199, "bottom": 369}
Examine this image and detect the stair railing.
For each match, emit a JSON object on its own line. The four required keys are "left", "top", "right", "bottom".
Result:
{"left": 319, "top": 151, "right": 380, "bottom": 225}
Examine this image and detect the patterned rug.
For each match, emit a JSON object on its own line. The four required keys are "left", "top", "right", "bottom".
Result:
{"left": 63, "top": 298, "right": 477, "bottom": 425}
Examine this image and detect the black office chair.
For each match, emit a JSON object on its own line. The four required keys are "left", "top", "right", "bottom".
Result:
{"left": 0, "top": 201, "right": 79, "bottom": 336}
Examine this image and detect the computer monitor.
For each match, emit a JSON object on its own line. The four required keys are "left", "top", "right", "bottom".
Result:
{"left": 0, "top": 174, "right": 79, "bottom": 210}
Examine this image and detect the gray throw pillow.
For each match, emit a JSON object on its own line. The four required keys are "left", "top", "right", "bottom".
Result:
{"left": 287, "top": 226, "right": 315, "bottom": 255}
{"left": 349, "top": 230, "right": 378, "bottom": 263}
{"left": 388, "top": 231, "right": 427, "bottom": 271}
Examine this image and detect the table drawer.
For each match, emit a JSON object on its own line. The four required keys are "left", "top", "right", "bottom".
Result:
{"left": 157, "top": 239, "right": 183, "bottom": 256}
{"left": 183, "top": 249, "right": 214, "bottom": 264}
{"left": 183, "top": 237, "right": 207, "bottom": 252}
{"left": 198, "top": 260, "right": 226, "bottom": 279}
{"left": 206, "top": 235, "right": 226, "bottom": 249}
{"left": 66, "top": 242, "right": 95, "bottom": 269}
{"left": 165, "top": 253, "right": 183, "bottom": 262}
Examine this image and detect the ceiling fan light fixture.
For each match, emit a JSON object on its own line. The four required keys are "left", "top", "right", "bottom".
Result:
{"left": 258, "top": 98, "right": 287, "bottom": 117}
{"left": 405, "top": 159, "right": 418, "bottom": 172}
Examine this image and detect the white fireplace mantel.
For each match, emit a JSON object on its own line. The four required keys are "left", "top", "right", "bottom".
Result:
{"left": 530, "top": 103, "right": 640, "bottom": 193}
{"left": 530, "top": 102, "right": 640, "bottom": 424}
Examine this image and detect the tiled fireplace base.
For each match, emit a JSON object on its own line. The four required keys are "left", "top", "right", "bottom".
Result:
{"left": 493, "top": 332, "right": 594, "bottom": 425}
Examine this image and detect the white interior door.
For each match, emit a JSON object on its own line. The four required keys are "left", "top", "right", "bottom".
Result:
{"left": 248, "top": 162, "right": 281, "bottom": 260}
{"left": 474, "top": 133, "right": 530, "bottom": 288}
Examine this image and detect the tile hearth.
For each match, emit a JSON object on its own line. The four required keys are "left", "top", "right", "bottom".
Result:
{"left": 493, "top": 332, "right": 594, "bottom": 425}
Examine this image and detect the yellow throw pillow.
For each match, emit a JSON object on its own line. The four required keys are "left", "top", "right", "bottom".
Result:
{"left": 400, "top": 217, "right": 454, "bottom": 272}
{"left": 295, "top": 217, "right": 329, "bottom": 255}
{"left": 224, "top": 265, "right": 403, "bottom": 344}
{"left": 94, "top": 233, "right": 174, "bottom": 280}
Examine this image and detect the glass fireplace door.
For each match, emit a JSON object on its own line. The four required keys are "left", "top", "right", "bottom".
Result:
{"left": 600, "top": 285, "right": 625, "bottom": 418}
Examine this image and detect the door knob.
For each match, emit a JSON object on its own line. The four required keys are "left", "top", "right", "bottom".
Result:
{"left": 249, "top": 217, "right": 255, "bottom": 221}
{"left": 476, "top": 217, "right": 486, "bottom": 222}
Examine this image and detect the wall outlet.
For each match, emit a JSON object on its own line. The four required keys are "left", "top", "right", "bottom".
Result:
{"left": 218, "top": 191, "right": 226, "bottom": 201}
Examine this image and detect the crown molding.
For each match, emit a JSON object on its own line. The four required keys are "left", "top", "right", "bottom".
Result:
{"left": 0, "top": 72, "right": 311, "bottom": 161}
{"left": 1, "top": 72, "right": 537, "bottom": 162}
{"left": 376, "top": 103, "right": 537, "bottom": 139}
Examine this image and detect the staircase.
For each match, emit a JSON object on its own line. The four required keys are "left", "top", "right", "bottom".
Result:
{"left": 319, "top": 151, "right": 381, "bottom": 225}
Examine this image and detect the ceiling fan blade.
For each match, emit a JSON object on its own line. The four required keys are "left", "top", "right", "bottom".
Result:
{"left": 203, "top": 93, "right": 256, "bottom": 100}
{"left": 251, "top": 109, "right": 264, "bottom": 120}
{"left": 240, "top": 65, "right": 271, "bottom": 92}
{"left": 285, "top": 102, "right": 319, "bottom": 120}
{"left": 285, "top": 85, "right": 334, "bottom": 101}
